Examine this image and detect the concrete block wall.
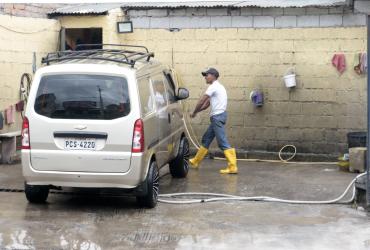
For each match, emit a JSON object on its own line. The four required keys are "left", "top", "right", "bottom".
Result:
{"left": 115, "top": 26, "right": 367, "bottom": 159}
{"left": 122, "top": 7, "right": 367, "bottom": 159}
{"left": 127, "top": 7, "right": 366, "bottom": 29}
{"left": 0, "top": 14, "right": 60, "bottom": 134}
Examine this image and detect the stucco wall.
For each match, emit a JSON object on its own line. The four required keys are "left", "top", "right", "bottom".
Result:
{"left": 59, "top": 9, "right": 368, "bottom": 159}
{"left": 0, "top": 14, "right": 60, "bottom": 134}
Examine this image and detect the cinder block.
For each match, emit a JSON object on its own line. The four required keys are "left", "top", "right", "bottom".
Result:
{"left": 297, "top": 15, "right": 320, "bottom": 27}
{"left": 240, "top": 7, "right": 262, "bottom": 16}
{"left": 147, "top": 9, "right": 168, "bottom": 17}
{"left": 253, "top": 16, "right": 274, "bottom": 28}
{"left": 131, "top": 17, "right": 150, "bottom": 29}
{"left": 349, "top": 147, "right": 367, "bottom": 173}
{"left": 231, "top": 16, "right": 253, "bottom": 28}
{"left": 275, "top": 16, "right": 297, "bottom": 28}
{"left": 283, "top": 7, "right": 306, "bottom": 16}
{"left": 343, "top": 14, "right": 366, "bottom": 26}
{"left": 306, "top": 7, "right": 329, "bottom": 15}
{"left": 210, "top": 16, "right": 232, "bottom": 28}
{"left": 230, "top": 9, "right": 241, "bottom": 16}
{"left": 169, "top": 9, "right": 186, "bottom": 16}
{"left": 128, "top": 10, "right": 147, "bottom": 17}
{"left": 262, "top": 8, "right": 284, "bottom": 16}
{"left": 206, "top": 8, "right": 228, "bottom": 16}
{"left": 329, "top": 6, "right": 344, "bottom": 14}
{"left": 320, "top": 15, "right": 343, "bottom": 27}
{"left": 186, "top": 8, "right": 207, "bottom": 16}
{"left": 150, "top": 17, "right": 170, "bottom": 29}
{"left": 170, "top": 16, "right": 211, "bottom": 29}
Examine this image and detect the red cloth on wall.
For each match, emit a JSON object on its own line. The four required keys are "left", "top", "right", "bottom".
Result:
{"left": 332, "top": 54, "right": 346, "bottom": 74}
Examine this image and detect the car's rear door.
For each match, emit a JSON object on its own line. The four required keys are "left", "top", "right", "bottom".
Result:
{"left": 29, "top": 73, "right": 135, "bottom": 173}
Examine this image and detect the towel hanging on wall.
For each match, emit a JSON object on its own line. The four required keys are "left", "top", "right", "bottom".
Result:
{"left": 332, "top": 53, "right": 346, "bottom": 74}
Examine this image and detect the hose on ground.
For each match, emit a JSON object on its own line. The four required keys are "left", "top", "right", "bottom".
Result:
{"left": 158, "top": 172, "right": 366, "bottom": 205}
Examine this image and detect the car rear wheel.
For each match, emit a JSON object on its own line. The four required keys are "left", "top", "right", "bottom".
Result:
{"left": 24, "top": 183, "right": 49, "bottom": 203}
{"left": 136, "top": 161, "right": 159, "bottom": 208}
{"left": 169, "top": 137, "right": 190, "bottom": 178}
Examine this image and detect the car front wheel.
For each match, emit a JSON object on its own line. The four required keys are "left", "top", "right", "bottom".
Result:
{"left": 169, "top": 137, "right": 190, "bottom": 178}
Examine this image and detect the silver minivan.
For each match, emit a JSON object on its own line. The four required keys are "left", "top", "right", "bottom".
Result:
{"left": 21, "top": 45, "right": 190, "bottom": 208}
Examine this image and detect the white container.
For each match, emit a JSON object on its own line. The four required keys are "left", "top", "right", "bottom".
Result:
{"left": 283, "top": 74, "right": 296, "bottom": 88}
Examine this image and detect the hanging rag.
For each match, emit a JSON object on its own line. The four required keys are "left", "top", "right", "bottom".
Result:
{"left": 0, "top": 112, "right": 4, "bottom": 130}
{"left": 5, "top": 105, "right": 15, "bottom": 125}
{"left": 361, "top": 53, "right": 367, "bottom": 74}
{"left": 332, "top": 54, "right": 346, "bottom": 74}
{"left": 354, "top": 53, "right": 362, "bottom": 75}
{"left": 15, "top": 100, "right": 24, "bottom": 112}
{"left": 353, "top": 53, "right": 367, "bottom": 75}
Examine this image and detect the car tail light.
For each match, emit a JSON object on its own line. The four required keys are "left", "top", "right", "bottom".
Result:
{"left": 21, "top": 117, "right": 30, "bottom": 149}
{"left": 132, "top": 119, "right": 144, "bottom": 153}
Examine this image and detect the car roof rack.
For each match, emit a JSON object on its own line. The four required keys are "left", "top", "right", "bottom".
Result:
{"left": 41, "top": 44, "right": 155, "bottom": 68}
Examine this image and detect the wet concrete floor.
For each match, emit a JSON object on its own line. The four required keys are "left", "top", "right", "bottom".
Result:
{"left": 0, "top": 159, "right": 369, "bottom": 250}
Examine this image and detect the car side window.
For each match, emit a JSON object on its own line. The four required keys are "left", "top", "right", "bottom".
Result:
{"left": 150, "top": 74, "right": 168, "bottom": 110}
{"left": 163, "top": 73, "right": 176, "bottom": 104}
{"left": 137, "top": 77, "right": 155, "bottom": 116}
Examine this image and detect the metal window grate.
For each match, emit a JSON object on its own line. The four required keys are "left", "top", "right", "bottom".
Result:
{"left": 41, "top": 44, "right": 155, "bottom": 67}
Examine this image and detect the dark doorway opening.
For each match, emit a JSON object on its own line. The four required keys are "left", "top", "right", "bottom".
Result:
{"left": 63, "top": 28, "right": 102, "bottom": 51}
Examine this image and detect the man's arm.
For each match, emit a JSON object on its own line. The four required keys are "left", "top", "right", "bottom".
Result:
{"left": 199, "top": 98, "right": 210, "bottom": 111}
{"left": 191, "top": 95, "right": 210, "bottom": 118}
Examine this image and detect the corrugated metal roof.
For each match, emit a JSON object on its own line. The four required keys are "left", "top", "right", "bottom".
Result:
{"left": 120, "top": 0, "right": 348, "bottom": 9}
{"left": 49, "top": 1, "right": 349, "bottom": 16}
{"left": 48, "top": 3, "right": 122, "bottom": 16}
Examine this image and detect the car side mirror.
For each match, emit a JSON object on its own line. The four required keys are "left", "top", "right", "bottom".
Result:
{"left": 177, "top": 88, "right": 189, "bottom": 100}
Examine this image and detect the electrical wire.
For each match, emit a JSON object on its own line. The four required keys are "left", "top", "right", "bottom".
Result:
{"left": 0, "top": 23, "right": 56, "bottom": 34}
{"left": 158, "top": 172, "right": 366, "bottom": 205}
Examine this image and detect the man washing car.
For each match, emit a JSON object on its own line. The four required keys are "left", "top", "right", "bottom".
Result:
{"left": 190, "top": 67, "right": 238, "bottom": 174}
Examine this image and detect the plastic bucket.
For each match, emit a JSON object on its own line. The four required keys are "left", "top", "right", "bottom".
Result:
{"left": 283, "top": 74, "right": 296, "bottom": 88}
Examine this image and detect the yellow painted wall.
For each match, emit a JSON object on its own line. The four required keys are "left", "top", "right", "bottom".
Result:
{"left": 59, "top": 12, "right": 369, "bottom": 156}
{"left": 0, "top": 14, "right": 60, "bottom": 134}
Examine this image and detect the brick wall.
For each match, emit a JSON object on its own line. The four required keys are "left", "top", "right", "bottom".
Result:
{"left": 0, "top": 3, "right": 64, "bottom": 18}
{"left": 0, "top": 14, "right": 60, "bottom": 134}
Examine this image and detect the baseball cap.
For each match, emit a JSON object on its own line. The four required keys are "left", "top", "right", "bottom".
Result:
{"left": 201, "top": 67, "right": 219, "bottom": 78}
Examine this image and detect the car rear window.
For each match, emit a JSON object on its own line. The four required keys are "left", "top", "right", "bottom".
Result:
{"left": 34, "top": 74, "right": 130, "bottom": 120}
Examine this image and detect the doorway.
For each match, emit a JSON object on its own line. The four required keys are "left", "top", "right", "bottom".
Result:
{"left": 62, "top": 28, "right": 102, "bottom": 51}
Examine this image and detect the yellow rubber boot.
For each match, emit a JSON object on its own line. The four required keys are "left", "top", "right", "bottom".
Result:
{"left": 189, "top": 146, "right": 208, "bottom": 168}
{"left": 220, "top": 148, "right": 238, "bottom": 174}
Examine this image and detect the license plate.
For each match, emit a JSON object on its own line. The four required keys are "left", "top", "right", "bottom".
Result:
{"left": 64, "top": 138, "right": 96, "bottom": 150}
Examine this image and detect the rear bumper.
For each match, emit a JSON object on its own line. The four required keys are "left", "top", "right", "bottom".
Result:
{"left": 22, "top": 151, "right": 147, "bottom": 189}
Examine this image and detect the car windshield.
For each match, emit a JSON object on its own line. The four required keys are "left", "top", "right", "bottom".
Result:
{"left": 34, "top": 74, "right": 130, "bottom": 120}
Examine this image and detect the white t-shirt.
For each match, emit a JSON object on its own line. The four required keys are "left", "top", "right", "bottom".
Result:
{"left": 205, "top": 80, "right": 227, "bottom": 117}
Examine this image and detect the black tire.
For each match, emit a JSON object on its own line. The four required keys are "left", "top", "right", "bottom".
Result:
{"left": 137, "top": 161, "right": 159, "bottom": 208}
{"left": 24, "top": 183, "right": 49, "bottom": 203}
{"left": 169, "top": 137, "right": 190, "bottom": 178}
